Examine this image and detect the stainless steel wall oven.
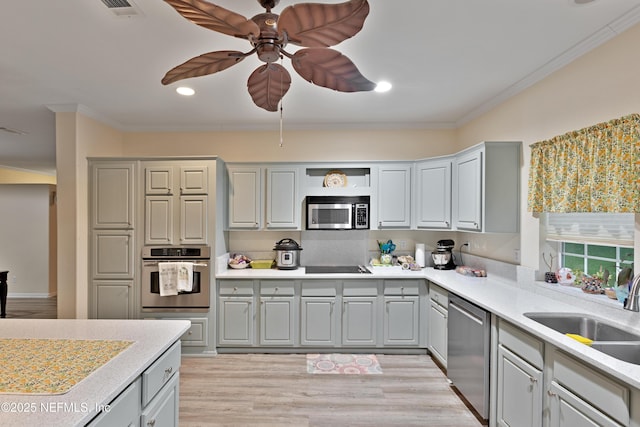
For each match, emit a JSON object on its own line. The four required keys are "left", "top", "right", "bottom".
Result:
{"left": 141, "top": 245, "right": 210, "bottom": 310}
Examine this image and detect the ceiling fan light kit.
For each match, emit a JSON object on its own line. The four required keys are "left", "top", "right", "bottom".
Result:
{"left": 161, "top": 0, "right": 375, "bottom": 111}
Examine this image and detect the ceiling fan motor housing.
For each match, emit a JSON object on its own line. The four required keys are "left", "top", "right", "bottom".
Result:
{"left": 252, "top": 12, "right": 282, "bottom": 63}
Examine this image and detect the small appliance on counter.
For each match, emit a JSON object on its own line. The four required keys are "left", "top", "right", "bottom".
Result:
{"left": 273, "top": 238, "right": 303, "bottom": 270}
{"left": 432, "top": 239, "right": 456, "bottom": 270}
{"left": 415, "top": 243, "right": 425, "bottom": 268}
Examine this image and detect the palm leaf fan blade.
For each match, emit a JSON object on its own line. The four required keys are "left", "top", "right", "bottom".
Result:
{"left": 162, "top": 51, "right": 246, "bottom": 85}
{"left": 247, "top": 64, "right": 292, "bottom": 112}
{"left": 163, "top": 0, "right": 259, "bottom": 39}
{"left": 278, "top": 0, "right": 369, "bottom": 47}
{"left": 292, "top": 48, "right": 375, "bottom": 92}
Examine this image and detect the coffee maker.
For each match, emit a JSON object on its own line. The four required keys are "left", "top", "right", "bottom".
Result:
{"left": 432, "top": 239, "right": 456, "bottom": 270}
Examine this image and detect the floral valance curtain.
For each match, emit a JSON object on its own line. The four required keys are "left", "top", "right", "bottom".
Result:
{"left": 527, "top": 113, "right": 640, "bottom": 213}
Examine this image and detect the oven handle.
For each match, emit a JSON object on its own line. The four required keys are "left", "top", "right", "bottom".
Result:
{"left": 143, "top": 261, "right": 209, "bottom": 267}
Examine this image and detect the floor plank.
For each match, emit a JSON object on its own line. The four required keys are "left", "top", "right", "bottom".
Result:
{"left": 179, "top": 353, "right": 484, "bottom": 426}
{"left": 3, "top": 297, "right": 57, "bottom": 319}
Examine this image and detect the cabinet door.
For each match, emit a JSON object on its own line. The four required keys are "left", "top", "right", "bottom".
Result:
{"left": 342, "top": 297, "right": 377, "bottom": 346}
{"left": 300, "top": 297, "right": 337, "bottom": 346}
{"left": 228, "top": 167, "right": 261, "bottom": 229}
{"left": 548, "top": 381, "right": 623, "bottom": 427}
{"left": 454, "top": 148, "right": 482, "bottom": 231}
{"left": 92, "top": 230, "right": 134, "bottom": 279}
{"left": 496, "top": 345, "right": 542, "bottom": 427}
{"left": 266, "top": 167, "right": 299, "bottom": 229}
{"left": 141, "top": 373, "right": 180, "bottom": 427}
{"left": 93, "top": 281, "right": 134, "bottom": 319}
{"left": 260, "top": 297, "right": 295, "bottom": 346}
{"left": 145, "top": 166, "right": 173, "bottom": 195}
{"left": 88, "top": 378, "right": 140, "bottom": 427}
{"left": 180, "top": 195, "right": 207, "bottom": 244}
{"left": 378, "top": 164, "right": 411, "bottom": 228}
{"left": 218, "top": 297, "right": 254, "bottom": 345}
{"left": 415, "top": 158, "right": 452, "bottom": 229}
{"left": 180, "top": 166, "right": 208, "bottom": 194}
{"left": 91, "top": 162, "right": 135, "bottom": 229}
{"left": 383, "top": 296, "right": 419, "bottom": 346}
{"left": 145, "top": 196, "right": 174, "bottom": 245}
{"left": 428, "top": 301, "right": 447, "bottom": 366}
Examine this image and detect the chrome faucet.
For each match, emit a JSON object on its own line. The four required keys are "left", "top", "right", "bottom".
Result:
{"left": 624, "top": 274, "right": 640, "bottom": 311}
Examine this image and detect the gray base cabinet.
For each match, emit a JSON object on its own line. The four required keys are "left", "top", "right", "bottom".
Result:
{"left": 497, "top": 345, "right": 542, "bottom": 427}
{"left": 428, "top": 283, "right": 448, "bottom": 367}
{"left": 300, "top": 297, "right": 338, "bottom": 346}
{"left": 342, "top": 297, "right": 377, "bottom": 346}
{"left": 217, "top": 279, "right": 426, "bottom": 350}
{"left": 546, "top": 348, "right": 629, "bottom": 427}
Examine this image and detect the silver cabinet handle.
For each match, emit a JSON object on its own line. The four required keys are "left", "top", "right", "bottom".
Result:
{"left": 529, "top": 377, "right": 537, "bottom": 384}
{"left": 547, "top": 390, "right": 556, "bottom": 397}
{"left": 147, "top": 419, "right": 156, "bottom": 427}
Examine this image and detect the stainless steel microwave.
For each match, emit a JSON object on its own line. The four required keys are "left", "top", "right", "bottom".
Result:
{"left": 306, "top": 196, "right": 369, "bottom": 230}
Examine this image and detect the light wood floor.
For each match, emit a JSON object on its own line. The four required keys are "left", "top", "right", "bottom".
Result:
{"left": 180, "top": 353, "right": 484, "bottom": 426}
{"left": 2, "top": 296, "right": 57, "bottom": 318}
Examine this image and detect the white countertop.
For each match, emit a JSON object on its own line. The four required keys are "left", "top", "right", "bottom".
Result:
{"left": 217, "top": 265, "right": 640, "bottom": 390}
{"left": 217, "top": 265, "right": 428, "bottom": 279}
{"left": 0, "top": 319, "right": 190, "bottom": 427}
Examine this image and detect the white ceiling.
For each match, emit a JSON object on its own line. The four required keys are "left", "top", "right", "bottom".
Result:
{"left": 1, "top": 0, "right": 640, "bottom": 174}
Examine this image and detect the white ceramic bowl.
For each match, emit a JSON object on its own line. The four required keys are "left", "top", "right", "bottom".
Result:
{"left": 228, "top": 262, "right": 249, "bottom": 269}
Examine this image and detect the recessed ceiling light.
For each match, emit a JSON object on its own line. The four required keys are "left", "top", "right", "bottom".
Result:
{"left": 176, "top": 86, "right": 195, "bottom": 96}
{"left": 375, "top": 81, "right": 392, "bottom": 93}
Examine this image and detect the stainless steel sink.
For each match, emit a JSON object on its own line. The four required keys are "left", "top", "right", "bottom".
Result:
{"left": 524, "top": 312, "right": 640, "bottom": 364}
{"left": 591, "top": 343, "right": 640, "bottom": 365}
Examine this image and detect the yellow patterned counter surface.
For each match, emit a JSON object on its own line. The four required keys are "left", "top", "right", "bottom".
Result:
{"left": 0, "top": 339, "right": 132, "bottom": 394}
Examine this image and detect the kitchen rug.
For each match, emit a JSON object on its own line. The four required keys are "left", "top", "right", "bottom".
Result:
{"left": 306, "top": 353, "right": 382, "bottom": 374}
{"left": 0, "top": 338, "right": 133, "bottom": 394}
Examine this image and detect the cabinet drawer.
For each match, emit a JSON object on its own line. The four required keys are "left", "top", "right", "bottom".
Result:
{"left": 429, "top": 283, "right": 448, "bottom": 308}
{"left": 142, "top": 341, "right": 181, "bottom": 406}
{"left": 180, "top": 317, "right": 208, "bottom": 347}
{"left": 301, "top": 281, "right": 337, "bottom": 297}
{"left": 343, "top": 280, "right": 379, "bottom": 297}
{"left": 498, "top": 318, "right": 543, "bottom": 369}
{"left": 552, "top": 349, "right": 629, "bottom": 425}
{"left": 260, "top": 281, "right": 295, "bottom": 296}
{"left": 384, "top": 280, "right": 420, "bottom": 296}
{"left": 219, "top": 280, "right": 254, "bottom": 295}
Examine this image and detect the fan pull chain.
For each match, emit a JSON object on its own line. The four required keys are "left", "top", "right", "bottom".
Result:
{"left": 278, "top": 57, "right": 284, "bottom": 148}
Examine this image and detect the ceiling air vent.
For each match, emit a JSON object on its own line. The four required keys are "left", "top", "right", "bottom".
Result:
{"left": 100, "top": 0, "right": 142, "bottom": 17}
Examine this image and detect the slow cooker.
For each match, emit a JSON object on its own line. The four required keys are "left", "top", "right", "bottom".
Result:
{"left": 273, "top": 238, "right": 303, "bottom": 270}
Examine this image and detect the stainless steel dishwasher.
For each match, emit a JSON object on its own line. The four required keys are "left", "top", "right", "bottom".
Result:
{"left": 447, "top": 294, "right": 490, "bottom": 421}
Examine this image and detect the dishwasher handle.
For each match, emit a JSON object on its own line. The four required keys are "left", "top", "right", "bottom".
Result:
{"left": 449, "top": 294, "right": 488, "bottom": 325}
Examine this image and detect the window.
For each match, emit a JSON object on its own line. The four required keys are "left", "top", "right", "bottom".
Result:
{"left": 560, "top": 242, "right": 634, "bottom": 286}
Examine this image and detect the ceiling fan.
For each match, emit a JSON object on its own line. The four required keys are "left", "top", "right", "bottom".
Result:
{"left": 161, "top": 0, "right": 375, "bottom": 111}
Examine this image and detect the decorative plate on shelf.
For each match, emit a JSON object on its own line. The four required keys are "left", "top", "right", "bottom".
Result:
{"left": 324, "top": 170, "right": 347, "bottom": 187}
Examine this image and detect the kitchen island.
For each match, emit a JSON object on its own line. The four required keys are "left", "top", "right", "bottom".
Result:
{"left": 0, "top": 319, "right": 190, "bottom": 426}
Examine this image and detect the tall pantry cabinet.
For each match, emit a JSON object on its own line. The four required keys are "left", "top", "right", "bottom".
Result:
{"left": 89, "top": 161, "right": 137, "bottom": 319}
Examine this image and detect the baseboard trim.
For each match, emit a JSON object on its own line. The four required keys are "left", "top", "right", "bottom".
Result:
{"left": 7, "top": 293, "right": 55, "bottom": 298}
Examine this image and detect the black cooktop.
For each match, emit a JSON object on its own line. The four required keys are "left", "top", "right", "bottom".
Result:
{"left": 305, "top": 265, "right": 371, "bottom": 274}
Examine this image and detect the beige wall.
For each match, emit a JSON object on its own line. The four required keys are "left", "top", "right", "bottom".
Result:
{"left": 0, "top": 168, "right": 56, "bottom": 184}
{"left": 121, "top": 128, "right": 457, "bottom": 162}
{"left": 56, "top": 112, "right": 125, "bottom": 318}
{"left": 54, "top": 22, "right": 640, "bottom": 317}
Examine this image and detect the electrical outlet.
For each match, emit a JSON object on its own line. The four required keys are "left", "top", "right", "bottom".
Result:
{"left": 399, "top": 240, "right": 407, "bottom": 250}
{"left": 514, "top": 249, "right": 520, "bottom": 263}
{"left": 465, "top": 241, "right": 471, "bottom": 252}
{"left": 11, "top": 275, "right": 17, "bottom": 284}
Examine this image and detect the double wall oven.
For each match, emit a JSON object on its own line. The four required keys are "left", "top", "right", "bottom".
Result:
{"left": 141, "top": 245, "right": 211, "bottom": 311}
